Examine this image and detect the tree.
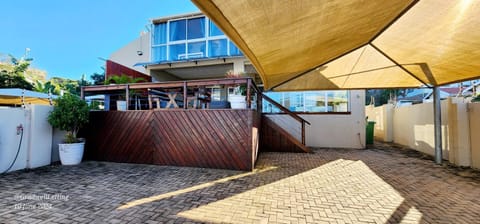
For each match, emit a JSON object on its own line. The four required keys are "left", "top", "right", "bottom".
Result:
{"left": 0, "top": 55, "right": 34, "bottom": 90}
{"left": 366, "top": 89, "right": 404, "bottom": 106}
{"left": 34, "top": 80, "right": 60, "bottom": 95}
{"left": 90, "top": 67, "right": 105, "bottom": 85}
{"left": 0, "top": 72, "right": 34, "bottom": 89}
{"left": 105, "top": 74, "right": 145, "bottom": 84}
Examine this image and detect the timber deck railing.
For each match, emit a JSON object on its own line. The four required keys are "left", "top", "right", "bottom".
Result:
{"left": 81, "top": 77, "right": 262, "bottom": 111}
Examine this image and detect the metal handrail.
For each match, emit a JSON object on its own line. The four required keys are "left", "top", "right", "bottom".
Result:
{"left": 260, "top": 93, "right": 311, "bottom": 125}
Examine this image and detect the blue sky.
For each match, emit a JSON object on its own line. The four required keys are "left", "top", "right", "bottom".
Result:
{"left": 0, "top": 0, "right": 198, "bottom": 80}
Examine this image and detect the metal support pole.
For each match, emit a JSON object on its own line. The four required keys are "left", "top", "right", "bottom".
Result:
{"left": 125, "top": 85, "right": 129, "bottom": 111}
{"left": 433, "top": 86, "right": 442, "bottom": 164}
{"left": 80, "top": 87, "right": 85, "bottom": 100}
{"left": 246, "top": 78, "right": 251, "bottom": 109}
{"left": 183, "top": 81, "right": 187, "bottom": 109}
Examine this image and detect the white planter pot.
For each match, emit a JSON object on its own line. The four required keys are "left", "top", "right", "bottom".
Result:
{"left": 117, "top": 100, "right": 127, "bottom": 111}
{"left": 59, "top": 142, "right": 85, "bottom": 165}
{"left": 229, "top": 95, "right": 246, "bottom": 109}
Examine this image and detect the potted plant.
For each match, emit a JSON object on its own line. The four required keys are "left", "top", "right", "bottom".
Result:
{"left": 48, "top": 93, "right": 89, "bottom": 165}
{"left": 225, "top": 70, "right": 248, "bottom": 109}
{"left": 105, "top": 74, "right": 145, "bottom": 110}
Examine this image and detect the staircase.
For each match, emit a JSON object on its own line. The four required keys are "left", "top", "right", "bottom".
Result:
{"left": 259, "top": 93, "right": 312, "bottom": 153}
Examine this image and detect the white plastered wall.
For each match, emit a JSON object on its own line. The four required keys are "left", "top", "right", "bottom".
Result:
{"left": 392, "top": 101, "right": 449, "bottom": 159}
{"left": 469, "top": 103, "right": 480, "bottom": 169}
{"left": 0, "top": 105, "right": 53, "bottom": 173}
{"left": 365, "top": 104, "right": 394, "bottom": 142}
{"left": 367, "top": 98, "right": 474, "bottom": 167}
{"left": 302, "top": 90, "right": 366, "bottom": 149}
{"left": 109, "top": 32, "right": 150, "bottom": 74}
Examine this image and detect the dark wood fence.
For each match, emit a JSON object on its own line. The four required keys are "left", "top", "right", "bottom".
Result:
{"left": 84, "top": 109, "right": 260, "bottom": 171}
{"left": 260, "top": 116, "right": 312, "bottom": 153}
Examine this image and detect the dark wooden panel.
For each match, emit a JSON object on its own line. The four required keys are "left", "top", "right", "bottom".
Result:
{"left": 84, "top": 110, "right": 254, "bottom": 171}
{"left": 85, "top": 111, "right": 154, "bottom": 164}
{"left": 105, "top": 60, "right": 152, "bottom": 82}
{"left": 260, "top": 116, "right": 312, "bottom": 153}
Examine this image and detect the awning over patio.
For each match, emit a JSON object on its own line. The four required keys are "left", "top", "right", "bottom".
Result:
{"left": 0, "top": 88, "right": 56, "bottom": 105}
{"left": 191, "top": 0, "right": 480, "bottom": 91}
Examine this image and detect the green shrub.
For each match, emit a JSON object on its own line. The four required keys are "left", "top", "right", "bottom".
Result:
{"left": 48, "top": 94, "right": 89, "bottom": 143}
{"left": 472, "top": 95, "right": 480, "bottom": 102}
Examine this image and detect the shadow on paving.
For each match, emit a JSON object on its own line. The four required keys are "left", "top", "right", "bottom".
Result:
{"left": 0, "top": 143, "right": 480, "bottom": 223}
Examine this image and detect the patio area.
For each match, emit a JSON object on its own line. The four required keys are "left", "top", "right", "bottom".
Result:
{"left": 1, "top": 144, "right": 480, "bottom": 223}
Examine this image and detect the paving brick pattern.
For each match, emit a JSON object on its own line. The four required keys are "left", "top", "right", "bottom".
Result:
{"left": 1, "top": 145, "right": 480, "bottom": 223}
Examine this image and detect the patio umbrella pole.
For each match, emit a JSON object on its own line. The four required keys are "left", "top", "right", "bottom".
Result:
{"left": 433, "top": 86, "right": 442, "bottom": 164}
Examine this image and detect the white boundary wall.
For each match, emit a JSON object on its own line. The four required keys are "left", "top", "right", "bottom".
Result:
{"left": 0, "top": 105, "right": 54, "bottom": 173}
{"left": 366, "top": 98, "right": 478, "bottom": 167}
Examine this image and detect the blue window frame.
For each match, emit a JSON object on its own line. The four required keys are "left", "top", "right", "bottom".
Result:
{"left": 169, "top": 43, "right": 186, "bottom": 60}
{"left": 208, "top": 39, "right": 228, "bottom": 57}
{"left": 187, "top": 41, "right": 206, "bottom": 59}
{"left": 152, "top": 46, "right": 167, "bottom": 62}
{"left": 229, "top": 41, "right": 242, "bottom": 56}
{"left": 209, "top": 20, "right": 224, "bottom": 36}
{"left": 153, "top": 23, "right": 167, "bottom": 45}
{"left": 187, "top": 17, "right": 205, "bottom": 39}
{"left": 169, "top": 19, "right": 186, "bottom": 41}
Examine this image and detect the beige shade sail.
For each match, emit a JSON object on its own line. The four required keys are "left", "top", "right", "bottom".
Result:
{"left": 0, "top": 96, "right": 52, "bottom": 105}
{"left": 0, "top": 89, "right": 55, "bottom": 106}
{"left": 192, "top": 0, "right": 480, "bottom": 91}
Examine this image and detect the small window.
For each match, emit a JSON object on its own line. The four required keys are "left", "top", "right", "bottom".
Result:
{"left": 169, "top": 19, "right": 186, "bottom": 41}
{"left": 263, "top": 91, "right": 350, "bottom": 113}
{"left": 187, "top": 17, "right": 205, "bottom": 39}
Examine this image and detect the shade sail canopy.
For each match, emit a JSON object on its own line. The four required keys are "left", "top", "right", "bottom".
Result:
{"left": 0, "top": 88, "right": 56, "bottom": 105}
{"left": 192, "top": 0, "right": 480, "bottom": 90}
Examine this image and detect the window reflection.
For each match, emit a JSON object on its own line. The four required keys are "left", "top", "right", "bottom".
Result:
{"left": 169, "top": 44, "right": 186, "bottom": 61}
{"left": 263, "top": 91, "right": 349, "bottom": 113}
{"left": 209, "top": 20, "right": 224, "bottom": 36}
{"left": 187, "top": 41, "right": 206, "bottom": 59}
{"left": 169, "top": 20, "right": 186, "bottom": 41}
{"left": 152, "top": 46, "right": 167, "bottom": 62}
{"left": 153, "top": 23, "right": 166, "bottom": 45}
{"left": 187, "top": 18, "right": 205, "bottom": 39}
{"left": 229, "top": 41, "right": 242, "bottom": 56}
{"left": 209, "top": 39, "right": 228, "bottom": 57}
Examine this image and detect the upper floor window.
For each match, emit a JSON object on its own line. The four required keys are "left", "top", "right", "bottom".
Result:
{"left": 209, "top": 20, "right": 224, "bottom": 36}
{"left": 151, "top": 15, "right": 243, "bottom": 62}
{"left": 169, "top": 19, "right": 186, "bottom": 41}
{"left": 263, "top": 91, "right": 350, "bottom": 113}
{"left": 153, "top": 23, "right": 166, "bottom": 45}
{"left": 187, "top": 17, "right": 205, "bottom": 39}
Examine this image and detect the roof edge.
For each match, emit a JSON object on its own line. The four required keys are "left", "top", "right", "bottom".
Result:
{"left": 151, "top": 11, "right": 203, "bottom": 24}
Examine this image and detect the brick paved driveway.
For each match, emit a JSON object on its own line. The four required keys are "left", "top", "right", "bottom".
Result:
{"left": 1, "top": 146, "right": 480, "bottom": 223}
